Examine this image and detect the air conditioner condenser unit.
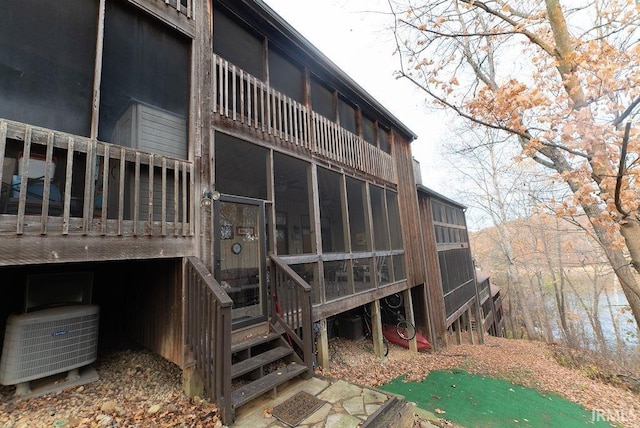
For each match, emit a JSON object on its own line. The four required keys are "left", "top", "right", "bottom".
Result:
{"left": 0, "top": 305, "right": 100, "bottom": 395}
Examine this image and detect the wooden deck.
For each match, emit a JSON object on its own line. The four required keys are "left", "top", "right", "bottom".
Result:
{"left": 0, "top": 119, "right": 195, "bottom": 265}
{"left": 212, "top": 54, "right": 397, "bottom": 185}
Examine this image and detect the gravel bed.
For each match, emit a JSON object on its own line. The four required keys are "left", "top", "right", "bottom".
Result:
{"left": 0, "top": 347, "right": 221, "bottom": 428}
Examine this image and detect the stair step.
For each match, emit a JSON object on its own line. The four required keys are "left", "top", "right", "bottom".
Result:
{"left": 362, "top": 396, "right": 415, "bottom": 428}
{"left": 232, "top": 362, "right": 307, "bottom": 408}
{"left": 231, "top": 346, "right": 294, "bottom": 379}
{"left": 231, "top": 331, "right": 282, "bottom": 354}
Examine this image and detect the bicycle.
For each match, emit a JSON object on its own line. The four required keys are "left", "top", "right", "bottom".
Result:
{"left": 379, "top": 293, "right": 417, "bottom": 341}
{"left": 362, "top": 305, "right": 389, "bottom": 356}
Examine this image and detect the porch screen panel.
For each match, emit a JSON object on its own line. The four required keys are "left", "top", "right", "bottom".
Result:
{"left": 346, "top": 177, "right": 369, "bottom": 252}
{"left": 387, "top": 190, "right": 403, "bottom": 250}
{"left": 0, "top": 0, "right": 97, "bottom": 136}
{"left": 362, "top": 116, "right": 376, "bottom": 147}
{"left": 318, "top": 168, "right": 345, "bottom": 253}
{"left": 268, "top": 48, "right": 303, "bottom": 104}
{"left": 337, "top": 98, "right": 357, "bottom": 135}
{"left": 370, "top": 185, "right": 389, "bottom": 251}
{"left": 378, "top": 127, "right": 390, "bottom": 154}
{"left": 99, "top": 0, "right": 190, "bottom": 158}
{"left": 311, "top": 77, "right": 335, "bottom": 120}
{"left": 215, "top": 133, "right": 268, "bottom": 199}
{"left": 213, "top": 9, "right": 264, "bottom": 78}
{"left": 274, "top": 153, "right": 311, "bottom": 255}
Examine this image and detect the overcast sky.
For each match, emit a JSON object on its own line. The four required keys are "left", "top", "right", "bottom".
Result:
{"left": 262, "top": 0, "right": 449, "bottom": 192}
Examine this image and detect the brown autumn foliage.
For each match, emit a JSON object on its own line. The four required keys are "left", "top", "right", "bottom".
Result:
{"left": 387, "top": 0, "right": 640, "bottom": 328}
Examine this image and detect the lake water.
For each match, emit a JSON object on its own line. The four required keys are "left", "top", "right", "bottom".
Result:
{"left": 565, "top": 288, "right": 638, "bottom": 350}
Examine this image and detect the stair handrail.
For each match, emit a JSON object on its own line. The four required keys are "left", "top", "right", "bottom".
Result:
{"left": 184, "top": 256, "right": 233, "bottom": 424}
{"left": 268, "top": 253, "right": 314, "bottom": 375}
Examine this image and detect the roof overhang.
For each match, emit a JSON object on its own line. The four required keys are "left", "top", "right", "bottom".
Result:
{"left": 216, "top": 0, "right": 418, "bottom": 142}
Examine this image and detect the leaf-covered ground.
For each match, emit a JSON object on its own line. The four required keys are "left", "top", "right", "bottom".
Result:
{"left": 1, "top": 336, "right": 638, "bottom": 427}
{"left": 318, "top": 335, "right": 640, "bottom": 427}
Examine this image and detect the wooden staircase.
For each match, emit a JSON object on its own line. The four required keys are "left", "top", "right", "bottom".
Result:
{"left": 230, "top": 327, "right": 307, "bottom": 409}
{"left": 184, "top": 255, "right": 314, "bottom": 425}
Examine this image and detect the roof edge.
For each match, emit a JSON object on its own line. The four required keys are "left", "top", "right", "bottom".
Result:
{"left": 246, "top": 0, "right": 418, "bottom": 141}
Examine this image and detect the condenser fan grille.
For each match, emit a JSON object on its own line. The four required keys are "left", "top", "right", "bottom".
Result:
{"left": 0, "top": 305, "right": 100, "bottom": 385}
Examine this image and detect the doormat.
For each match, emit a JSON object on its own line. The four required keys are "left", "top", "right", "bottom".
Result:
{"left": 271, "top": 391, "right": 326, "bottom": 427}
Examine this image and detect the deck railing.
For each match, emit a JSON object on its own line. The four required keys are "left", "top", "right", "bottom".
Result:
{"left": 212, "top": 54, "right": 396, "bottom": 184}
{"left": 269, "top": 253, "right": 314, "bottom": 375}
{"left": 184, "top": 256, "right": 233, "bottom": 424}
{"left": 0, "top": 119, "right": 193, "bottom": 237}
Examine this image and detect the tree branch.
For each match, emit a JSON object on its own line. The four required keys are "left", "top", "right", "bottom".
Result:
{"left": 612, "top": 95, "right": 640, "bottom": 127}
{"left": 396, "top": 69, "right": 532, "bottom": 139}
{"left": 615, "top": 122, "right": 631, "bottom": 218}
{"left": 458, "top": 0, "right": 556, "bottom": 56}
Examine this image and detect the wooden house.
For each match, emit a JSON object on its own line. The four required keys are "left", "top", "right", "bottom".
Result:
{"left": 0, "top": 0, "right": 495, "bottom": 424}
{"left": 414, "top": 179, "right": 503, "bottom": 347}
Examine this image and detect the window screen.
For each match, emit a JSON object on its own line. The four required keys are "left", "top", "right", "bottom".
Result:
{"left": 338, "top": 97, "right": 357, "bottom": 134}
{"left": 215, "top": 132, "right": 268, "bottom": 199}
{"left": 370, "top": 185, "right": 389, "bottom": 251}
{"left": 99, "top": 0, "right": 190, "bottom": 152}
{"left": 318, "top": 168, "right": 345, "bottom": 253}
{"left": 346, "top": 177, "right": 369, "bottom": 252}
{"left": 269, "top": 48, "right": 303, "bottom": 103}
{"left": 378, "top": 126, "right": 390, "bottom": 153}
{"left": 213, "top": 9, "right": 264, "bottom": 79}
{"left": 311, "top": 77, "right": 335, "bottom": 120}
{"left": 0, "top": 0, "right": 97, "bottom": 136}
{"left": 362, "top": 115, "right": 376, "bottom": 146}
{"left": 387, "top": 191, "right": 403, "bottom": 250}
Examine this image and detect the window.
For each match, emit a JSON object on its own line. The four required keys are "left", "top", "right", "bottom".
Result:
{"left": 378, "top": 126, "right": 391, "bottom": 154}
{"left": 318, "top": 168, "right": 345, "bottom": 253}
{"left": 0, "top": 0, "right": 98, "bottom": 136}
{"left": 268, "top": 48, "right": 303, "bottom": 103}
{"left": 99, "top": 0, "right": 190, "bottom": 158}
{"left": 215, "top": 133, "right": 268, "bottom": 199}
{"left": 370, "top": 185, "right": 389, "bottom": 251}
{"left": 346, "top": 177, "right": 369, "bottom": 252}
{"left": 337, "top": 97, "right": 357, "bottom": 134}
{"left": 387, "top": 191, "right": 403, "bottom": 250}
{"left": 274, "top": 153, "right": 311, "bottom": 255}
{"left": 362, "top": 115, "right": 376, "bottom": 146}
{"left": 213, "top": 9, "right": 264, "bottom": 78}
{"left": 311, "top": 77, "right": 335, "bottom": 120}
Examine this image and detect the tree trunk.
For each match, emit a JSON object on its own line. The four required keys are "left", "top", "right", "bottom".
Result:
{"left": 534, "top": 272, "right": 554, "bottom": 343}
{"left": 509, "top": 263, "right": 538, "bottom": 340}
{"left": 585, "top": 214, "right": 640, "bottom": 329}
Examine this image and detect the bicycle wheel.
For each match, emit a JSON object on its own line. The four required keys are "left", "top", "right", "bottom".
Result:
{"left": 396, "top": 320, "right": 416, "bottom": 340}
{"left": 384, "top": 293, "right": 403, "bottom": 309}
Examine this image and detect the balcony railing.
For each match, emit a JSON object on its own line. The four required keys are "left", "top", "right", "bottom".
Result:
{"left": 0, "top": 119, "right": 194, "bottom": 238}
{"left": 212, "top": 54, "right": 396, "bottom": 184}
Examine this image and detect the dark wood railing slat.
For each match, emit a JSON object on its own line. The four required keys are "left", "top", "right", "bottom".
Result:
{"left": 184, "top": 257, "right": 232, "bottom": 424}
{"left": 0, "top": 119, "right": 193, "bottom": 238}
{"left": 269, "top": 253, "right": 313, "bottom": 376}
{"left": 101, "top": 145, "right": 110, "bottom": 235}
{"left": 40, "top": 132, "right": 54, "bottom": 234}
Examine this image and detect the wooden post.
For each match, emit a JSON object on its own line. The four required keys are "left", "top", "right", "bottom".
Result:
{"left": 371, "top": 300, "right": 385, "bottom": 358}
{"left": 443, "top": 324, "right": 449, "bottom": 348}
{"left": 403, "top": 289, "right": 418, "bottom": 352}
{"left": 468, "top": 308, "right": 475, "bottom": 345}
{"left": 455, "top": 317, "right": 462, "bottom": 345}
{"left": 316, "top": 319, "right": 330, "bottom": 369}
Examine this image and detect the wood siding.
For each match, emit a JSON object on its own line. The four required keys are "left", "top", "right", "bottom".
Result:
{"left": 128, "top": 259, "right": 184, "bottom": 367}
{"left": 418, "top": 195, "right": 447, "bottom": 338}
{"left": 393, "top": 134, "right": 425, "bottom": 287}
